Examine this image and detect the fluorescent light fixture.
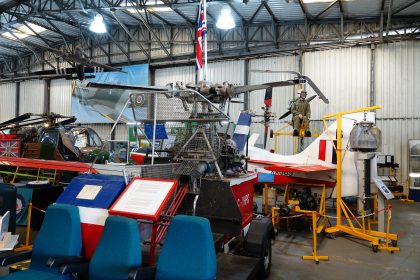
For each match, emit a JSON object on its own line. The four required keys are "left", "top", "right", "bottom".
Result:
{"left": 2, "top": 23, "right": 46, "bottom": 40}
{"left": 89, "top": 14, "right": 107, "bottom": 33}
{"left": 409, "top": 173, "right": 420, "bottom": 178}
{"left": 216, "top": 6, "right": 235, "bottom": 30}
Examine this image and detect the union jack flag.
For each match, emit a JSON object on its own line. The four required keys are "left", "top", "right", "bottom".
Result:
{"left": 195, "top": 0, "right": 207, "bottom": 72}
{"left": 0, "top": 140, "right": 20, "bottom": 157}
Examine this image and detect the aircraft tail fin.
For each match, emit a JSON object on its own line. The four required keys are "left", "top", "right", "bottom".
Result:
{"left": 248, "top": 133, "right": 259, "bottom": 147}
{"left": 232, "top": 112, "right": 252, "bottom": 153}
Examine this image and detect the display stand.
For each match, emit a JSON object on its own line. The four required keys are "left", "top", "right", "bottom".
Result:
{"left": 109, "top": 177, "right": 178, "bottom": 265}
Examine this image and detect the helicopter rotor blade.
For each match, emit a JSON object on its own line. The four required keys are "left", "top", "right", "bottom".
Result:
{"left": 302, "top": 75, "right": 329, "bottom": 104}
{"left": 251, "top": 70, "right": 302, "bottom": 77}
{"left": 0, "top": 113, "right": 33, "bottom": 126}
{"left": 58, "top": 116, "right": 77, "bottom": 126}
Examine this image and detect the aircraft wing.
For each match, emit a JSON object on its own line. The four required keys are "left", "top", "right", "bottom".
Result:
{"left": 249, "top": 159, "right": 335, "bottom": 173}
{"left": 0, "top": 156, "right": 93, "bottom": 172}
{"left": 264, "top": 163, "right": 335, "bottom": 173}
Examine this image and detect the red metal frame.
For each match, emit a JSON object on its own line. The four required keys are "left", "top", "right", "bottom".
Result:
{"left": 0, "top": 156, "right": 93, "bottom": 172}
{"left": 155, "top": 185, "right": 188, "bottom": 244}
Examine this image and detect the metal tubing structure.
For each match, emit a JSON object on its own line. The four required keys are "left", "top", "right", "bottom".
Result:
{"left": 323, "top": 105, "right": 399, "bottom": 252}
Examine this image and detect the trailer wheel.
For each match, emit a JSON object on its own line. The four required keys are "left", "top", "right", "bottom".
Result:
{"left": 257, "top": 237, "right": 272, "bottom": 279}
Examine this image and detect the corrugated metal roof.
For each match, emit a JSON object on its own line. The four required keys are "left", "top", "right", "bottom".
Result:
{"left": 0, "top": 0, "right": 418, "bottom": 63}
{"left": 270, "top": 1, "right": 304, "bottom": 21}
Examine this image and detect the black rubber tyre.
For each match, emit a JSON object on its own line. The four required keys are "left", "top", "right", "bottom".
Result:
{"left": 257, "top": 238, "right": 272, "bottom": 279}
{"left": 392, "top": 240, "right": 398, "bottom": 247}
{"left": 372, "top": 244, "right": 379, "bottom": 253}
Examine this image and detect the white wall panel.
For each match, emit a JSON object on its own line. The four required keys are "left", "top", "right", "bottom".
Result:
{"left": 115, "top": 124, "right": 129, "bottom": 141}
{"left": 375, "top": 40, "right": 420, "bottom": 118}
{"left": 19, "top": 80, "right": 45, "bottom": 114}
{"left": 50, "top": 79, "right": 72, "bottom": 116}
{"left": 155, "top": 65, "right": 195, "bottom": 86}
{"left": 249, "top": 55, "right": 299, "bottom": 154}
{"left": 207, "top": 60, "right": 245, "bottom": 121}
{"left": 83, "top": 124, "right": 112, "bottom": 141}
{"left": 303, "top": 46, "right": 371, "bottom": 120}
{"left": 0, "top": 83, "right": 16, "bottom": 122}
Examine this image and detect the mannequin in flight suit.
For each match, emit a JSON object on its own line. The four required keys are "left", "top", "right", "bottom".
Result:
{"left": 291, "top": 89, "right": 311, "bottom": 137}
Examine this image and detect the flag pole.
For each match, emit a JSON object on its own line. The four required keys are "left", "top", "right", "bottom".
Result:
{"left": 203, "top": 0, "right": 207, "bottom": 81}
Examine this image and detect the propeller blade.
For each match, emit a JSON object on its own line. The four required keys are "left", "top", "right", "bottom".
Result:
{"left": 307, "top": 95, "right": 317, "bottom": 102}
{"left": 278, "top": 110, "right": 292, "bottom": 120}
{"left": 302, "top": 75, "right": 329, "bottom": 104}
{"left": 263, "top": 125, "right": 269, "bottom": 149}
{"left": 264, "top": 87, "right": 273, "bottom": 107}
{"left": 277, "top": 95, "right": 317, "bottom": 120}
{"left": 251, "top": 70, "right": 302, "bottom": 77}
{"left": 0, "top": 113, "right": 32, "bottom": 126}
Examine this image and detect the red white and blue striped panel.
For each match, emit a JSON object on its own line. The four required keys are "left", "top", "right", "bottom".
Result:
{"left": 318, "top": 139, "right": 337, "bottom": 164}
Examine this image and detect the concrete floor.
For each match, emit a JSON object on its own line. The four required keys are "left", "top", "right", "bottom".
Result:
{"left": 268, "top": 200, "right": 420, "bottom": 280}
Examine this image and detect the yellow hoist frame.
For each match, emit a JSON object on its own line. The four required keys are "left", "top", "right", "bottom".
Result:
{"left": 322, "top": 105, "right": 399, "bottom": 253}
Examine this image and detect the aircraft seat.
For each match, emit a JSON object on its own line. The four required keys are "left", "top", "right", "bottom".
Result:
{"left": 0, "top": 204, "right": 82, "bottom": 280}
{"left": 155, "top": 215, "right": 216, "bottom": 280}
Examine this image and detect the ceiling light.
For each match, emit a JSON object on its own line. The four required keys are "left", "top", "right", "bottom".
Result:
{"left": 89, "top": 14, "right": 107, "bottom": 33}
{"left": 216, "top": 6, "right": 235, "bottom": 30}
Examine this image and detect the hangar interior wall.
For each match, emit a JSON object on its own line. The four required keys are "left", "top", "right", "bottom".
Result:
{"left": 0, "top": 41, "right": 418, "bottom": 183}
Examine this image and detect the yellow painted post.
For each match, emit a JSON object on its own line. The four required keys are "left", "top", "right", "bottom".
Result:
{"left": 312, "top": 211, "right": 317, "bottom": 258}
{"left": 302, "top": 210, "right": 329, "bottom": 263}
{"left": 274, "top": 135, "right": 278, "bottom": 154}
{"left": 36, "top": 168, "right": 41, "bottom": 181}
{"left": 336, "top": 116, "right": 342, "bottom": 226}
{"left": 264, "top": 184, "right": 269, "bottom": 214}
{"left": 11, "top": 166, "right": 19, "bottom": 184}
{"left": 25, "top": 203, "right": 32, "bottom": 247}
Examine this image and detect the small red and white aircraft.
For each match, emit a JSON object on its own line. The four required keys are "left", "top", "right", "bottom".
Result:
{"left": 246, "top": 112, "right": 378, "bottom": 197}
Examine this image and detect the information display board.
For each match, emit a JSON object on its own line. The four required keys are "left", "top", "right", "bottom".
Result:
{"left": 109, "top": 178, "right": 177, "bottom": 221}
